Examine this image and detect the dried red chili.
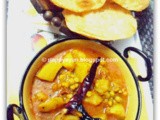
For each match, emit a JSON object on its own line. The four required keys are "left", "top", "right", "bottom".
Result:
{"left": 65, "top": 57, "right": 101, "bottom": 120}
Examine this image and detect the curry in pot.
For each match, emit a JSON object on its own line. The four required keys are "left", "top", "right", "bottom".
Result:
{"left": 31, "top": 48, "right": 128, "bottom": 120}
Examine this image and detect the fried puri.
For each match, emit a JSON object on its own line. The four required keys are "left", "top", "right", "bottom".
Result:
{"left": 50, "top": 0, "right": 106, "bottom": 12}
{"left": 63, "top": 2, "right": 137, "bottom": 41}
{"left": 112, "top": 0, "right": 150, "bottom": 11}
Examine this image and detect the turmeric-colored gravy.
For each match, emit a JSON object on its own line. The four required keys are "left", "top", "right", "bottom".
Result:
{"left": 31, "top": 48, "right": 128, "bottom": 120}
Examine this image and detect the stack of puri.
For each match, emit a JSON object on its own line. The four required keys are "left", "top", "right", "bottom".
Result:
{"left": 50, "top": 0, "right": 150, "bottom": 41}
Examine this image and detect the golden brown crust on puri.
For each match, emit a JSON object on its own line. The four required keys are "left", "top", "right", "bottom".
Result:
{"left": 50, "top": 0, "right": 106, "bottom": 12}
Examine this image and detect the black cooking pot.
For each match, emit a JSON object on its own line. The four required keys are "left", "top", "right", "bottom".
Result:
{"left": 7, "top": 39, "right": 152, "bottom": 120}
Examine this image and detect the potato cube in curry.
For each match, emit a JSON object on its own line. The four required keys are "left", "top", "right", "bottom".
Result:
{"left": 62, "top": 52, "right": 75, "bottom": 71}
{"left": 84, "top": 92, "right": 103, "bottom": 106}
{"left": 38, "top": 97, "right": 65, "bottom": 112}
{"left": 109, "top": 104, "right": 126, "bottom": 119}
{"left": 95, "top": 79, "right": 109, "bottom": 95}
{"left": 75, "top": 62, "right": 91, "bottom": 82}
{"left": 36, "top": 62, "right": 62, "bottom": 82}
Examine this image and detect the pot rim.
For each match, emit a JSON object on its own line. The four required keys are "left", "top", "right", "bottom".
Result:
{"left": 19, "top": 38, "right": 142, "bottom": 120}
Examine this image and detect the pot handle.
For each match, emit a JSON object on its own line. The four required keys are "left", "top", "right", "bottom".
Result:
{"left": 123, "top": 47, "right": 152, "bottom": 82}
{"left": 7, "top": 104, "right": 27, "bottom": 120}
